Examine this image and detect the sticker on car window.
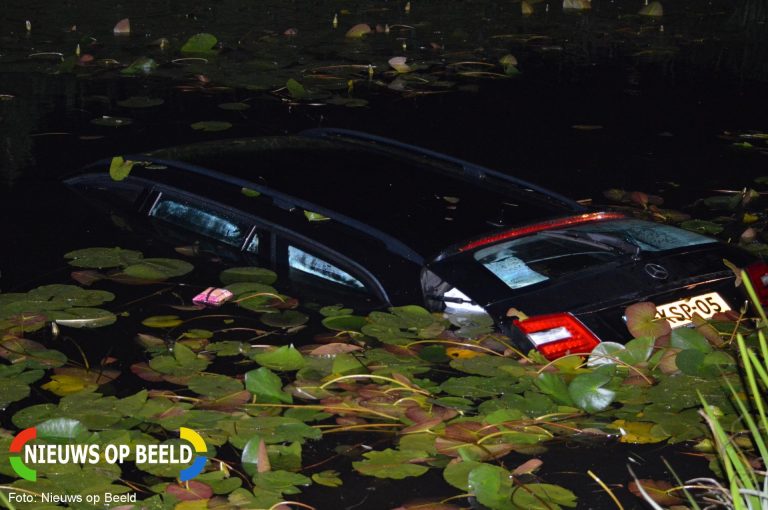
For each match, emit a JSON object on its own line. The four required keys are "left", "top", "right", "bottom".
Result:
{"left": 479, "top": 253, "right": 548, "bottom": 290}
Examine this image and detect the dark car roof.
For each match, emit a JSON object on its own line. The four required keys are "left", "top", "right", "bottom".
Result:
{"left": 138, "top": 129, "right": 585, "bottom": 258}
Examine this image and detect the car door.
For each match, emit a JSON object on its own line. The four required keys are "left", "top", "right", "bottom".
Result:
{"left": 274, "top": 234, "right": 389, "bottom": 310}
{"left": 145, "top": 187, "right": 265, "bottom": 264}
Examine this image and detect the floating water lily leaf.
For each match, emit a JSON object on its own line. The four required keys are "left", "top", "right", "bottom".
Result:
{"left": 611, "top": 419, "right": 669, "bottom": 444}
{"left": 37, "top": 418, "right": 88, "bottom": 439}
{"left": 467, "top": 463, "right": 513, "bottom": 509}
{"left": 679, "top": 219, "right": 724, "bottom": 235}
{"left": 241, "top": 187, "right": 260, "bottom": 197}
{"left": 219, "top": 102, "right": 251, "bottom": 111}
{"left": 675, "top": 348, "right": 707, "bottom": 376}
{"left": 321, "top": 314, "right": 366, "bottom": 331}
{"left": 245, "top": 367, "right": 292, "bottom": 404}
{"left": 142, "top": 315, "right": 183, "bottom": 328}
{"left": 345, "top": 23, "right": 372, "bottom": 38}
{"left": 260, "top": 310, "right": 308, "bottom": 329}
{"left": 121, "top": 56, "right": 157, "bottom": 75}
{"left": 443, "top": 460, "right": 484, "bottom": 491}
{"left": 190, "top": 121, "right": 232, "bottom": 132}
{"left": 220, "top": 267, "right": 278, "bottom": 285}
{"left": 639, "top": 1, "right": 664, "bottom": 16}
{"left": 90, "top": 116, "right": 133, "bottom": 127}
{"left": 303, "top": 210, "right": 330, "bottom": 222}
{"left": 109, "top": 156, "right": 134, "bottom": 181}
{"left": 122, "top": 258, "right": 194, "bottom": 280}
{"left": 352, "top": 449, "right": 429, "bottom": 479}
{"left": 615, "top": 336, "right": 655, "bottom": 366}
{"left": 286, "top": 78, "right": 306, "bottom": 99}
{"left": 535, "top": 373, "right": 574, "bottom": 406}
{"left": 149, "top": 344, "right": 209, "bottom": 376}
{"left": 568, "top": 365, "right": 616, "bottom": 413}
{"left": 65, "top": 247, "right": 143, "bottom": 268}
{"left": 311, "top": 470, "right": 342, "bottom": 487}
{"left": 181, "top": 33, "right": 218, "bottom": 55}
{"left": 0, "top": 377, "right": 34, "bottom": 409}
{"left": 188, "top": 374, "right": 244, "bottom": 398}
{"left": 510, "top": 483, "right": 578, "bottom": 509}
{"left": 117, "top": 96, "right": 164, "bottom": 108}
{"left": 51, "top": 307, "right": 117, "bottom": 328}
{"left": 251, "top": 345, "right": 306, "bottom": 371}
{"left": 670, "top": 327, "right": 712, "bottom": 353}
{"left": 625, "top": 302, "right": 671, "bottom": 339}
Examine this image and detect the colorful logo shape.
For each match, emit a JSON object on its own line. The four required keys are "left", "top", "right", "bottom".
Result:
{"left": 8, "top": 426, "right": 207, "bottom": 482}
{"left": 9, "top": 427, "right": 37, "bottom": 481}
{"left": 179, "top": 427, "right": 207, "bottom": 482}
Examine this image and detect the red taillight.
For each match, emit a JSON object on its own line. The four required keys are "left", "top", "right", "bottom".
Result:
{"left": 514, "top": 313, "right": 601, "bottom": 360}
{"left": 747, "top": 262, "right": 768, "bottom": 305}
{"left": 458, "top": 212, "right": 626, "bottom": 252}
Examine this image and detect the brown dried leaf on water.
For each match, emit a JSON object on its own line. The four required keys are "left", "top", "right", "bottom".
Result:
{"left": 388, "top": 56, "right": 411, "bottom": 73}
{"left": 723, "top": 258, "right": 743, "bottom": 287}
{"left": 175, "top": 245, "right": 200, "bottom": 257}
{"left": 256, "top": 438, "right": 271, "bottom": 473}
{"left": 130, "top": 362, "right": 165, "bottom": 382}
{"left": 113, "top": 18, "right": 130, "bottom": 35}
{"left": 54, "top": 367, "right": 120, "bottom": 385}
{"left": 691, "top": 314, "right": 725, "bottom": 347}
{"left": 628, "top": 191, "right": 649, "bottom": 208}
{"left": 346, "top": 23, "right": 372, "bottom": 38}
{"left": 656, "top": 348, "right": 681, "bottom": 375}
{"left": 71, "top": 270, "right": 105, "bottom": 286}
{"left": 309, "top": 343, "right": 362, "bottom": 356}
{"left": 511, "top": 458, "right": 543, "bottom": 475}
{"left": 628, "top": 479, "right": 683, "bottom": 506}
{"left": 742, "top": 227, "right": 758, "bottom": 243}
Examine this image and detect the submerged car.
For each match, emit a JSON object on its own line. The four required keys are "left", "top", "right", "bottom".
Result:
{"left": 65, "top": 128, "right": 764, "bottom": 359}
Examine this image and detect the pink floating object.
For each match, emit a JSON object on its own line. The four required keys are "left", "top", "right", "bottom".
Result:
{"left": 193, "top": 287, "right": 233, "bottom": 306}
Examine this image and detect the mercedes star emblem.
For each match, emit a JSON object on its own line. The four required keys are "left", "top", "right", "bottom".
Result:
{"left": 644, "top": 263, "right": 669, "bottom": 280}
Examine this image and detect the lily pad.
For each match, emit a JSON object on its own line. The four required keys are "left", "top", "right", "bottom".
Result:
{"left": 260, "top": 310, "right": 308, "bottom": 328}
{"left": 65, "top": 247, "right": 143, "bottom": 269}
{"left": 90, "top": 116, "right": 133, "bottom": 127}
{"left": 680, "top": 219, "right": 724, "bottom": 235}
{"left": 219, "top": 102, "right": 251, "bottom": 111}
{"left": 122, "top": 258, "right": 194, "bottom": 280}
{"left": 142, "top": 315, "right": 183, "bottom": 328}
{"left": 352, "top": 449, "right": 429, "bottom": 479}
{"left": 286, "top": 78, "right": 306, "bottom": 99}
{"left": 181, "top": 33, "right": 218, "bottom": 55}
{"left": 568, "top": 365, "right": 616, "bottom": 413}
{"left": 190, "top": 121, "right": 232, "bottom": 132}
{"left": 109, "top": 156, "right": 135, "bottom": 181}
{"left": 251, "top": 345, "right": 306, "bottom": 371}
{"left": 244, "top": 367, "right": 292, "bottom": 404}
{"left": 117, "top": 96, "right": 165, "bottom": 108}
{"left": 220, "top": 267, "right": 278, "bottom": 285}
{"left": 188, "top": 374, "right": 244, "bottom": 398}
{"left": 625, "top": 302, "right": 671, "bottom": 339}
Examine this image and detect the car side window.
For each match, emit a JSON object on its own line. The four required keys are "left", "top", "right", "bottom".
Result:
{"left": 287, "top": 245, "right": 365, "bottom": 290}
{"left": 149, "top": 193, "right": 247, "bottom": 247}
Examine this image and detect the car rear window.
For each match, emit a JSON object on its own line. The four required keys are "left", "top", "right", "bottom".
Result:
{"left": 474, "top": 220, "right": 716, "bottom": 290}
{"left": 567, "top": 219, "right": 716, "bottom": 252}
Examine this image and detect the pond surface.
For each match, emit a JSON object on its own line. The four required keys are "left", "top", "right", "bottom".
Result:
{"left": 0, "top": 1, "right": 767, "bottom": 509}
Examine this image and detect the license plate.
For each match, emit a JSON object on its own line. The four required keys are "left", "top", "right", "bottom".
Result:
{"left": 655, "top": 292, "right": 731, "bottom": 327}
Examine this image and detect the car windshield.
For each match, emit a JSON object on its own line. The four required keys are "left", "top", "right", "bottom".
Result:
{"left": 474, "top": 219, "right": 716, "bottom": 290}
